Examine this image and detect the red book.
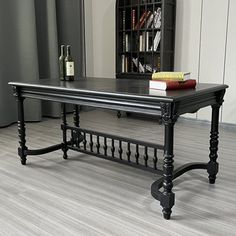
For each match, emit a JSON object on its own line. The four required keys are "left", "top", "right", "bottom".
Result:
{"left": 149, "top": 79, "right": 197, "bottom": 91}
{"left": 139, "top": 11, "right": 151, "bottom": 29}
{"left": 134, "top": 11, "right": 147, "bottom": 30}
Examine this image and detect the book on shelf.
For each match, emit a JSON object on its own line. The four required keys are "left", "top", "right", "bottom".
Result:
{"left": 131, "top": 9, "right": 136, "bottom": 30}
{"left": 139, "top": 32, "right": 152, "bottom": 51}
{"left": 134, "top": 10, "right": 151, "bottom": 30}
{"left": 152, "top": 72, "right": 191, "bottom": 81}
{"left": 142, "top": 32, "right": 146, "bottom": 51}
{"left": 146, "top": 31, "right": 149, "bottom": 51}
{"left": 125, "top": 34, "right": 129, "bottom": 52}
{"left": 146, "top": 12, "right": 154, "bottom": 28}
{"left": 157, "top": 56, "right": 161, "bottom": 71}
{"left": 122, "top": 10, "right": 126, "bottom": 31}
{"left": 122, "top": 55, "right": 129, "bottom": 73}
{"left": 144, "top": 64, "right": 157, "bottom": 73}
{"left": 134, "top": 11, "right": 147, "bottom": 30}
{"left": 153, "top": 8, "right": 161, "bottom": 29}
{"left": 122, "top": 55, "right": 125, "bottom": 73}
{"left": 150, "top": 31, "right": 161, "bottom": 51}
{"left": 125, "top": 56, "right": 129, "bottom": 72}
{"left": 139, "top": 34, "right": 143, "bottom": 51}
{"left": 140, "top": 10, "right": 151, "bottom": 29}
{"left": 149, "top": 79, "right": 197, "bottom": 91}
{"left": 132, "top": 57, "right": 145, "bottom": 73}
{"left": 122, "top": 32, "right": 126, "bottom": 51}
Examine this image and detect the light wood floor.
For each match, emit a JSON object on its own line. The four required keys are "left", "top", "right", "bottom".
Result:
{"left": 0, "top": 109, "right": 236, "bottom": 236}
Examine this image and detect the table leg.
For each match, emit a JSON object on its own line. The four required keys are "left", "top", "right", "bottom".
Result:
{"left": 17, "top": 96, "right": 27, "bottom": 165}
{"left": 61, "top": 103, "right": 68, "bottom": 159}
{"left": 160, "top": 120, "right": 175, "bottom": 220}
{"left": 207, "top": 104, "right": 220, "bottom": 184}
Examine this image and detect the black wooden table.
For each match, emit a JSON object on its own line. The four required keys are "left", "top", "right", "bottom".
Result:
{"left": 9, "top": 77, "right": 228, "bottom": 220}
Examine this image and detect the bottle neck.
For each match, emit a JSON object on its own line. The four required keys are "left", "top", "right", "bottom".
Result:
{"left": 60, "top": 45, "right": 65, "bottom": 56}
{"left": 66, "top": 46, "right": 71, "bottom": 57}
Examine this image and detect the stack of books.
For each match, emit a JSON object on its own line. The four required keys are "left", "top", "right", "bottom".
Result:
{"left": 149, "top": 72, "right": 196, "bottom": 90}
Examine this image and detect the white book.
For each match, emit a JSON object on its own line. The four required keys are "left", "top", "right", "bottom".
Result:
{"left": 153, "top": 8, "right": 161, "bottom": 29}
{"left": 151, "top": 11, "right": 156, "bottom": 28}
{"left": 144, "top": 64, "right": 153, "bottom": 72}
{"left": 125, "top": 34, "right": 129, "bottom": 52}
{"left": 146, "top": 31, "right": 149, "bottom": 51}
{"left": 132, "top": 57, "right": 145, "bottom": 73}
{"left": 152, "top": 31, "right": 161, "bottom": 51}
{"left": 122, "top": 55, "right": 125, "bottom": 73}
{"left": 139, "top": 35, "right": 143, "bottom": 51}
{"left": 146, "top": 13, "right": 154, "bottom": 28}
{"left": 132, "top": 57, "right": 138, "bottom": 68}
{"left": 139, "top": 61, "right": 145, "bottom": 73}
{"left": 156, "top": 11, "right": 161, "bottom": 28}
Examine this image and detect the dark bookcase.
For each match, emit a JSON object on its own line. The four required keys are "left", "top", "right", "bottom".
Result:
{"left": 116, "top": 0, "right": 176, "bottom": 79}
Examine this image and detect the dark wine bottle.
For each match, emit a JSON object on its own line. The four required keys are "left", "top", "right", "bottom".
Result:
{"left": 65, "top": 45, "right": 75, "bottom": 81}
{"left": 59, "top": 45, "right": 65, "bottom": 80}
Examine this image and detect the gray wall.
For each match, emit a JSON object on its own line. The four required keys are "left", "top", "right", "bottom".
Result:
{"left": 0, "top": 0, "right": 41, "bottom": 126}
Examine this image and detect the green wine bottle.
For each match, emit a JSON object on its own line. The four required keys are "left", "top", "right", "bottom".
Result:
{"left": 65, "top": 45, "right": 75, "bottom": 81}
{"left": 59, "top": 45, "right": 65, "bottom": 80}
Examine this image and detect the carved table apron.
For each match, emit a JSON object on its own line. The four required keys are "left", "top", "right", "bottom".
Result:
{"left": 9, "top": 77, "right": 228, "bottom": 220}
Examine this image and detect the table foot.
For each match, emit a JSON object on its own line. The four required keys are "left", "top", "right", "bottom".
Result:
{"left": 62, "top": 143, "right": 68, "bottom": 160}
{"left": 63, "top": 153, "right": 68, "bottom": 160}
{"left": 151, "top": 162, "right": 207, "bottom": 219}
{"left": 161, "top": 192, "right": 175, "bottom": 220}
{"left": 209, "top": 179, "right": 215, "bottom": 184}
{"left": 163, "top": 210, "right": 171, "bottom": 220}
{"left": 207, "top": 161, "right": 218, "bottom": 184}
{"left": 21, "top": 159, "right": 27, "bottom": 165}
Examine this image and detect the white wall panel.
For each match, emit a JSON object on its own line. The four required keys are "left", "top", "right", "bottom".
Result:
{"left": 198, "top": 0, "right": 228, "bottom": 121}
{"left": 85, "top": 0, "right": 94, "bottom": 77}
{"left": 175, "top": 0, "right": 202, "bottom": 119}
{"left": 222, "top": 0, "right": 236, "bottom": 124}
{"left": 85, "top": 0, "right": 115, "bottom": 78}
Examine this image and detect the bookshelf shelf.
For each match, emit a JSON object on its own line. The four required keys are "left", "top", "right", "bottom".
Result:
{"left": 116, "top": 0, "right": 176, "bottom": 79}
{"left": 118, "top": 51, "right": 161, "bottom": 55}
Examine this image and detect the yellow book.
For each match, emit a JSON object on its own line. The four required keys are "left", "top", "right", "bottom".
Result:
{"left": 152, "top": 72, "right": 191, "bottom": 81}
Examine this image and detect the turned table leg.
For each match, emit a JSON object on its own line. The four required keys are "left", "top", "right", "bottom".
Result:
{"left": 17, "top": 94, "right": 27, "bottom": 165}
{"left": 61, "top": 103, "right": 68, "bottom": 159}
{"left": 160, "top": 103, "right": 178, "bottom": 220}
{"left": 207, "top": 90, "right": 225, "bottom": 184}
{"left": 207, "top": 104, "right": 220, "bottom": 184}
{"left": 161, "top": 120, "right": 176, "bottom": 219}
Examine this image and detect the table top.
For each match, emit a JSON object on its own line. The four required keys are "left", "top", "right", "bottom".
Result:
{"left": 9, "top": 77, "right": 228, "bottom": 103}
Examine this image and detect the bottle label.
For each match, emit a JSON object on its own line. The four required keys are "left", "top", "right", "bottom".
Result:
{"left": 66, "top": 62, "right": 74, "bottom": 76}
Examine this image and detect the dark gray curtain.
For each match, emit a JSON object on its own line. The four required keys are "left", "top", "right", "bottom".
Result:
{"left": 0, "top": 0, "right": 86, "bottom": 127}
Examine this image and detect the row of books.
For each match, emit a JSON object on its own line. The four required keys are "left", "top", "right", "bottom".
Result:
{"left": 122, "top": 31, "right": 161, "bottom": 52}
{"left": 121, "top": 56, "right": 160, "bottom": 73}
{"left": 149, "top": 72, "right": 196, "bottom": 90}
{"left": 122, "top": 8, "right": 161, "bottom": 30}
